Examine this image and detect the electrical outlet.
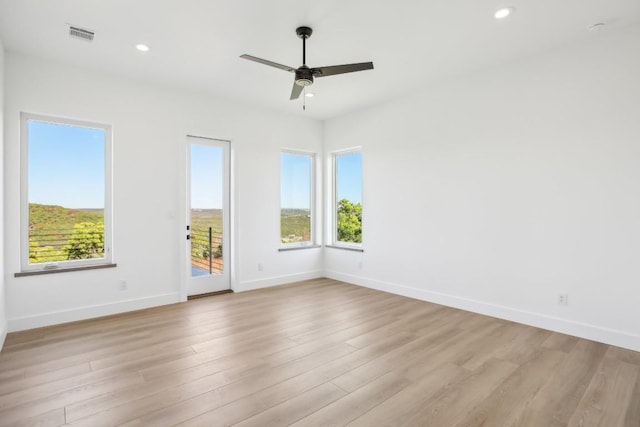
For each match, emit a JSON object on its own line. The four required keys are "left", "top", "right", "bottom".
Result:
{"left": 118, "top": 280, "right": 128, "bottom": 291}
{"left": 558, "top": 293, "right": 568, "bottom": 306}
{"left": 358, "top": 261, "right": 363, "bottom": 270}
{"left": 258, "top": 263, "right": 263, "bottom": 272}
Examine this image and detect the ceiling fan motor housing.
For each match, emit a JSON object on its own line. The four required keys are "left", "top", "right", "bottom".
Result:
{"left": 295, "top": 66, "right": 314, "bottom": 86}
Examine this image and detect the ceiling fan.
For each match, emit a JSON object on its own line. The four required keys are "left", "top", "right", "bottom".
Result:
{"left": 240, "top": 26, "right": 374, "bottom": 100}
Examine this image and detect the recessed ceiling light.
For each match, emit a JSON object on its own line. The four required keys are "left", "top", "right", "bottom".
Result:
{"left": 494, "top": 7, "right": 514, "bottom": 20}
{"left": 136, "top": 44, "right": 150, "bottom": 52}
{"left": 305, "top": 92, "right": 315, "bottom": 98}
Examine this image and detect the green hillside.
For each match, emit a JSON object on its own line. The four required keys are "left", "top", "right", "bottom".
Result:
{"left": 29, "top": 203, "right": 103, "bottom": 229}
{"left": 281, "top": 209, "right": 311, "bottom": 243}
{"left": 29, "top": 204, "right": 104, "bottom": 263}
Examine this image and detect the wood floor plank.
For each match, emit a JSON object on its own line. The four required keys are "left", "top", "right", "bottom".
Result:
{"left": 347, "top": 363, "right": 469, "bottom": 427}
{"left": 517, "top": 339, "right": 610, "bottom": 427}
{"left": 494, "top": 326, "right": 552, "bottom": 366}
{"left": 332, "top": 324, "right": 465, "bottom": 393}
{"left": 0, "top": 362, "right": 91, "bottom": 398}
{"left": 453, "top": 349, "right": 566, "bottom": 427}
{"left": 0, "top": 278, "right": 636, "bottom": 426}
{"left": 0, "top": 365, "right": 138, "bottom": 411}
{"left": 75, "top": 342, "right": 357, "bottom": 426}
{"left": 400, "top": 358, "right": 518, "bottom": 426}
{"left": 0, "top": 371, "right": 144, "bottom": 425}
{"left": 290, "top": 371, "right": 411, "bottom": 427}
{"left": 228, "top": 382, "right": 346, "bottom": 427}
{"left": 7, "top": 407, "right": 66, "bottom": 427}
{"left": 542, "top": 331, "right": 580, "bottom": 353}
{"left": 605, "top": 345, "right": 640, "bottom": 366}
{"left": 64, "top": 353, "right": 266, "bottom": 423}
{"left": 128, "top": 333, "right": 415, "bottom": 427}
{"left": 568, "top": 358, "right": 639, "bottom": 427}
{"left": 625, "top": 373, "right": 640, "bottom": 427}
{"left": 0, "top": 367, "right": 26, "bottom": 387}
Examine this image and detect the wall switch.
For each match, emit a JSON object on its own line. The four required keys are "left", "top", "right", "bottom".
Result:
{"left": 558, "top": 293, "right": 568, "bottom": 306}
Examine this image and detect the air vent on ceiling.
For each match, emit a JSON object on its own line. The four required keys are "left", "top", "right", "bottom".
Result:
{"left": 69, "top": 26, "right": 94, "bottom": 42}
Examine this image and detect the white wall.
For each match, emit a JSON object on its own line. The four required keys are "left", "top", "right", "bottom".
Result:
{"left": 3, "top": 52, "right": 323, "bottom": 332}
{"left": 324, "top": 25, "right": 640, "bottom": 351}
{"left": 0, "top": 39, "right": 6, "bottom": 349}
{"left": 4, "top": 26, "right": 640, "bottom": 353}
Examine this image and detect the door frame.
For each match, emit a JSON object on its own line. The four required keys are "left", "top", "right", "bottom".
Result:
{"left": 179, "top": 134, "right": 235, "bottom": 301}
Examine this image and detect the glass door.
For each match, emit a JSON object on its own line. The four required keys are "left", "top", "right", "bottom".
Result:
{"left": 186, "top": 136, "right": 230, "bottom": 295}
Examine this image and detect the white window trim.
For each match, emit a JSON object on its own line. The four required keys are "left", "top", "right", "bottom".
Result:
{"left": 20, "top": 112, "right": 113, "bottom": 273}
{"left": 280, "top": 149, "right": 316, "bottom": 248}
{"left": 331, "top": 147, "right": 363, "bottom": 249}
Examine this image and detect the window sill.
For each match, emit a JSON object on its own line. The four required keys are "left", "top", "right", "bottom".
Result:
{"left": 15, "top": 263, "right": 117, "bottom": 277}
{"left": 325, "top": 245, "right": 364, "bottom": 253}
{"left": 278, "top": 245, "right": 322, "bottom": 252}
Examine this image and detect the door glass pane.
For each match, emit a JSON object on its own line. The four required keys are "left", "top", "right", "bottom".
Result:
{"left": 190, "top": 144, "right": 224, "bottom": 277}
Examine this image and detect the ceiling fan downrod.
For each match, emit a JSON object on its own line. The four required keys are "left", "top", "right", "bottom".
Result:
{"left": 296, "top": 26, "right": 312, "bottom": 65}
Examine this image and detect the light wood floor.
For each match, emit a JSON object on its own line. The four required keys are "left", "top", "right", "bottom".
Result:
{"left": 1, "top": 278, "right": 639, "bottom": 426}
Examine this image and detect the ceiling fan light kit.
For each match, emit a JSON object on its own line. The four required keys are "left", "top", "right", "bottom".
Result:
{"left": 240, "top": 26, "right": 374, "bottom": 102}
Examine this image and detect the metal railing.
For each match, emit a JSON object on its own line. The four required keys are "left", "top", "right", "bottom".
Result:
{"left": 30, "top": 225, "right": 224, "bottom": 273}
{"left": 191, "top": 226, "right": 223, "bottom": 274}
{"left": 29, "top": 227, "right": 104, "bottom": 263}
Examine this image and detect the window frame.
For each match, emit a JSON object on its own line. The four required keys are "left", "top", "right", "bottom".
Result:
{"left": 20, "top": 112, "right": 113, "bottom": 273}
{"left": 331, "top": 148, "right": 363, "bottom": 249}
{"left": 279, "top": 149, "right": 316, "bottom": 248}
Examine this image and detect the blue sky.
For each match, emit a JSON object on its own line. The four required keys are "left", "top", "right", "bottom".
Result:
{"left": 281, "top": 153, "right": 311, "bottom": 209}
{"left": 28, "top": 120, "right": 361, "bottom": 210}
{"left": 28, "top": 120, "right": 105, "bottom": 209}
{"left": 280, "top": 151, "right": 362, "bottom": 209}
{"left": 336, "top": 151, "right": 362, "bottom": 204}
{"left": 191, "top": 144, "right": 223, "bottom": 209}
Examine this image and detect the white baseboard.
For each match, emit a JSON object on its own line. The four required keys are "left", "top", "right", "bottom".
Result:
{"left": 7, "top": 293, "right": 181, "bottom": 333}
{"left": 236, "top": 270, "right": 324, "bottom": 293}
{"left": 0, "top": 319, "right": 7, "bottom": 352}
{"left": 325, "top": 270, "right": 640, "bottom": 352}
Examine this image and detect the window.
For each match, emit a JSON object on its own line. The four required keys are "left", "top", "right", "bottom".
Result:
{"left": 21, "top": 113, "right": 112, "bottom": 272}
{"left": 280, "top": 151, "right": 314, "bottom": 246}
{"left": 333, "top": 150, "right": 363, "bottom": 246}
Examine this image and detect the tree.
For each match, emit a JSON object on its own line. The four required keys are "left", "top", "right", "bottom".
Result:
{"left": 63, "top": 222, "right": 104, "bottom": 259}
{"left": 337, "top": 199, "right": 362, "bottom": 243}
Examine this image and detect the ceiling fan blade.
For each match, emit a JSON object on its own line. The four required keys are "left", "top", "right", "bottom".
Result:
{"left": 290, "top": 82, "right": 304, "bottom": 100}
{"left": 240, "top": 54, "right": 296, "bottom": 72}
{"left": 312, "top": 62, "right": 374, "bottom": 77}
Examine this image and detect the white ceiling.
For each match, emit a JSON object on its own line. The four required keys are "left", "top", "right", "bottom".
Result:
{"left": 0, "top": 0, "right": 638, "bottom": 120}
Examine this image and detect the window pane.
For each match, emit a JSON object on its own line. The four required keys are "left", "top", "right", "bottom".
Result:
{"left": 281, "top": 152, "right": 312, "bottom": 244}
{"left": 335, "top": 151, "right": 362, "bottom": 244}
{"left": 27, "top": 119, "right": 107, "bottom": 264}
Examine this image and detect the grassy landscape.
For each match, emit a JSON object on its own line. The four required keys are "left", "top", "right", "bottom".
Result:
{"left": 191, "top": 208, "right": 311, "bottom": 244}
{"left": 27, "top": 204, "right": 320, "bottom": 264}
{"left": 190, "top": 209, "right": 223, "bottom": 264}
{"left": 281, "top": 209, "right": 311, "bottom": 243}
{"left": 29, "top": 203, "right": 104, "bottom": 262}
{"left": 30, "top": 203, "right": 103, "bottom": 228}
